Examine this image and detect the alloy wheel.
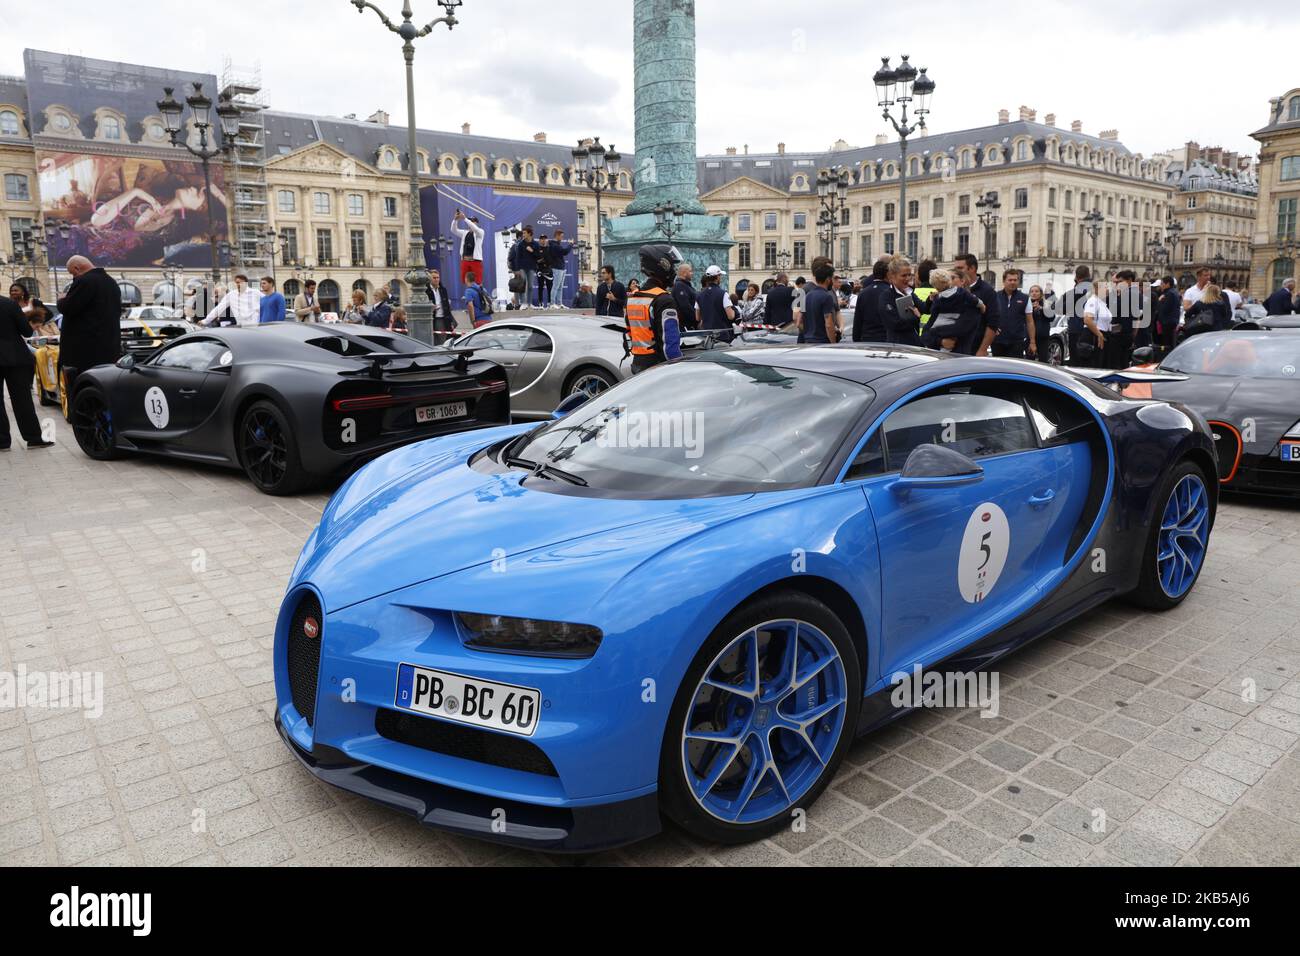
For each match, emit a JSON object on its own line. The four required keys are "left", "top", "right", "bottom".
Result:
{"left": 241, "top": 409, "right": 288, "bottom": 488}
{"left": 1157, "top": 473, "right": 1209, "bottom": 598}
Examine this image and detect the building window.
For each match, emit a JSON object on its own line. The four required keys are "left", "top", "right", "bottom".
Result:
{"left": 277, "top": 189, "right": 296, "bottom": 213}
{"left": 1289, "top": 97, "right": 1300, "bottom": 122}
{"left": 0, "top": 110, "right": 18, "bottom": 136}
{"left": 1013, "top": 222, "right": 1027, "bottom": 257}
{"left": 313, "top": 191, "right": 330, "bottom": 215}
{"left": 861, "top": 205, "right": 872, "bottom": 225}
{"left": 4, "top": 174, "right": 29, "bottom": 201}
{"left": 9, "top": 217, "right": 33, "bottom": 253}
{"left": 1064, "top": 190, "right": 1073, "bottom": 211}
{"left": 905, "top": 231, "right": 918, "bottom": 260}
{"left": 932, "top": 197, "right": 944, "bottom": 217}
{"left": 907, "top": 199, "right": 919, "bottom": 220}
{"left": 793, "top": 212, "right": 807, "bottom": 230}
{"left": 764, "top": 211, "right": 778, "bottom": 230}
{"left": 860, "top": 235, "right": 872, "bottom": 265}
{"left": 1016, "top": 140, "right": 1029, "bottom": 161}
{"left": 1048, "top": 187, "right": 1057, "bottom": 209}
{"left": 957, "top": 225, "right": 970, "bottom": 255}
{"left": 884, "top": 233, "right": 895, "bottom": 255}
{"left": 793, "top": 240, "right": 806, "bottom": 267}
{"left": 840, "top": 207, "right": 850, "bottom": 226}
{"left": 350, "top": 230, "right": 366, "bottom": 265}
{"left": 283, "top": 278, "right": 301, "bottom": 299}
{"left": 1279, "top": 198, "right": 1298, "bottom": 239}
{"left": 281, "top": 227, "right": 298, "bottom": 263}
{"left": 1186, "top": 196, "right": 1197, "bottom": 209}
{"left": 384, "top": 231, "right": 400, "bottom": 267}
{"left": 839, "top": 237, "right": 850, "bottom": 266}
{"left": 316, "top": 228, "right": 333, "bottom": 263}
{"left": 1014, "top": 188, "right": 1028, "bottom": 210}
{"left": 1281, "top": 156, "right": 1300, "bottom": 182}
{"left": 103, "top": 116, "right": 121, "bottom": 140}
{"left": 347, "top": 193, "right": 364, "bottom": 216}
{"left": 737, "top": 212, "right": 752, "bottom": 232}
{"left": 764, "top": 242, "right": 777, "bottom": 269}
{"left": 958, "top": 194, "right": 970, "bottom": 215}
{"left": 472, "top": 158, "right": 485, "bottom": 177}
{"left": 383, "top": 196, "right": 398, "bottom": 217}
{"left": 931, "top": 230, "right": 943, "bottom": 261}
{"left": 737, "top": 242, "right": 751, "bottom": 270}
{"left": 884, "top": 202, "right": 896, "bottom": 222}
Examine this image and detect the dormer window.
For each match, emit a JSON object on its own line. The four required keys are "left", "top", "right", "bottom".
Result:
{"left": 0, "top": 110, "right": 19, "bottom": 136}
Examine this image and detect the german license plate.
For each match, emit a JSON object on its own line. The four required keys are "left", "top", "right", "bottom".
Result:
{"left": 415, "top": 401, "right": 468, "bottom": 424}
{"left": 394, "top": 663, "right": 540, "bottom": 737}
{"left": 1281, "top": 441, "right": 1300, "bottom": 463}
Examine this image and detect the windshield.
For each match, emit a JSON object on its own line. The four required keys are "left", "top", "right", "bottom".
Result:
{"left": 509, "top": 353, "right": 874, "bottom": 496}
{"left": 1161, "top": 334, "right": 1300, "bottom": 379}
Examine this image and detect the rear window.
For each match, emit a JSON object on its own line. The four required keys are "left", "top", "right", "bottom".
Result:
{"left": 1161, "top": 334, "right": 1300, "bottom": 379}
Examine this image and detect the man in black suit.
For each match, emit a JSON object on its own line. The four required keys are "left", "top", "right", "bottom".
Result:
{"left": 764, "top": 273, "right": 795, "bottom": 328}
{"left": 852, "top": 258, "right": 890, "bottom": 342}
{"left": 56, "top": 255, "right": 122, "bottom": 389}
{"left": 594, "top": 265, "right": 627, "bottom": 318}
{"left": 1264, "top": 278, "right": 1296, "bottom": 315}
{"left": 0, "top": 295, "right": 53, "bottom": 449}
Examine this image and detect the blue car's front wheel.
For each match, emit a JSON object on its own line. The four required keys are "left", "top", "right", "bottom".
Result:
{"left": 660, "top": 591, "right": 861, "bottom": 844}
{"left": 1130, "top": 460, "right": 1213, "bottom": 610}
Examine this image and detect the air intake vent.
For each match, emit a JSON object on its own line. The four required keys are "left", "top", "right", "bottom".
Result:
{"left": 1208, "top": 422, "right": 1241, "bottom": 482}
{"left": 287, "top": 592, "right": 324, "bottom": 726}
{"left": 375, "top": 709, "right": 558, "bottom": 777}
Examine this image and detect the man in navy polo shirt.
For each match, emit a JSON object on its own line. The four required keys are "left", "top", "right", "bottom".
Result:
{"left": 798, "top": 261, "right": 839, "bottom": 344}
{"left": 991, "top": 269, "right": 1030, "bottom": 358}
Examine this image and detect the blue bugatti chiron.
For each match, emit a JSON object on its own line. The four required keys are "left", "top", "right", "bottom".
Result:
{"left": 273, "top": 344, "right": 1217, "bottom": 851}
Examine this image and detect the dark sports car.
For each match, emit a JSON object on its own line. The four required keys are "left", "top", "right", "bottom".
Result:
{"left": 274, "top": 344, "right": 1217, "bottom": 851}
{"left": 1123, "top": 330, "right": 1300, "bottom": 495}
{"left": 68, "top": 323, "right": 510, "bottom": 494}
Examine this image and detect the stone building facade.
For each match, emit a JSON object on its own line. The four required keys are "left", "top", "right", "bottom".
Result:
{"left": 1250, "top": 89, "right": 1300, "bottom": 296}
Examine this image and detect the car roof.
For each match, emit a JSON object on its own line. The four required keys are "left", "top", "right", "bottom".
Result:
{"left": 705, "top": 343, "right": 953, "bottom": 383}
{"left": 482, "top": 312, "right": 618, "bottom": 329}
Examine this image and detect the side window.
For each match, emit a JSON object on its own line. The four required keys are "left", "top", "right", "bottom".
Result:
{"left": 845, "top": 430, "right": 884, "bottom": 480}
{"left": 463, "top": 326, "right": 531, "bottom": 351}
{"left": 152, "top": 340, "right": 227, "bottom": 371}
{"left": 882, "top": 388, "right": 1037, "bottom": 465}
{"left": 523, "top": 330, "right": 553, "bottom": 353}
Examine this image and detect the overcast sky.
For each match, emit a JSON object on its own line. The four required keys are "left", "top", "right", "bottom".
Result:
{"left": 2, "top": 0, "right": 1294, "bottom": 160}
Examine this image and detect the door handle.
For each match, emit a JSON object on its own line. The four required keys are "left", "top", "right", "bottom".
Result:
{"left": 179, "top": 388, "right": 199, "bottom": 396}
{"left": 1028, "top": 489, "right": 1056, "bottom": 509}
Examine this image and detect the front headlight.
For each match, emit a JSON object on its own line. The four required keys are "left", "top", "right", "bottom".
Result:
{"left": 1285, "top": 421, "right": 1300, "bottom": 438}
{"left": 456, "top": 613, "right": 603, "bottom": 659}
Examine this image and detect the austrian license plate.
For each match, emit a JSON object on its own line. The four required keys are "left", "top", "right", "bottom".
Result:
{"left": 1281, "top": 441, "right": 1300, "bottom": 463}
{"left": 394, "top": 663, "right": 540, "bottom": 737}
{"left": 415, "top": 401, "right": 468, "bottom": 424}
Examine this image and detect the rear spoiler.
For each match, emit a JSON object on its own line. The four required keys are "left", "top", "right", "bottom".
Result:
{"left": 338, "top": 346, "right": 480, "bottom": 379}
{"left": 1072, "top": 368, "right": 1190, "bottom": 385}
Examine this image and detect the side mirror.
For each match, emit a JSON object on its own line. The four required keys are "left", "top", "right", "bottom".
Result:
{"left": 116, "top": 354, "right": 137, "bottom": 370}
{"left": 1130, "top": 346, "right": 1156, "bottom": 365}
{"left": 552, "top": 391, "right": 591, "bottom": 419}
{"left": 892, "top": 443, "right": 984, "bottom": 493}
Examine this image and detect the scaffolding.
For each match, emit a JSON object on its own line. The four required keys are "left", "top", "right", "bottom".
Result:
{"left": 220, "top": 57, "right": 269, "bottom": 274}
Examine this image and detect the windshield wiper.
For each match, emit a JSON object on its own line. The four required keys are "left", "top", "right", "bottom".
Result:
{"left": 504, "top": 454, "right": 588, "bottom": 486}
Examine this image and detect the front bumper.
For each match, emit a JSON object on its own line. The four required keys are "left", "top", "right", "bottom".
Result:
{"left": 275, "top": 713, "right": 660, "bottom": 853}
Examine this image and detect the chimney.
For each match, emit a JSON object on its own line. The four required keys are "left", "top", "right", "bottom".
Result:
{"left": 343, "top": 113, "right": 357, "bottom": 120}
{"left": 1018, "top": 105, "right": 1035, "bottom": 121}
{"left": 725, "top": 146, "right": 737, "bottom": 156}
{"left": 1071, "top": 120, "right": 1083, "bottom": 133}
{"left": 743, "top": 144, "right": 749, "bottom": 155}
{"left": 366, "top": 109, "right": 389, "bottom": 125}
{"left": 1044, "top": 113, "right": 1056, "bottom": 127}
{"left": 1099, "top": 129, "right": 1118, "bottom": 141}
{"left": 777, "top": 142, "right": 785, "bottom": 155}
{"left": 461, "top": 122, "right": 471, "bottom": 135}
{"left": 533, "top": 131, "right": 547, "bottom": 143}
{"left": 875, "top": 133, "right": 888, "bottom": 146}
{"left": 998, "top": 109, "right": 1010, "bottom": 124}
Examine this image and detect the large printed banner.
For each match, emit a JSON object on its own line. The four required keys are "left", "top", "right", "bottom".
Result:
{"left": 37, "top": 151, "right": 228, "bottom": 269}
{"left": 422, "top": 182, "right": 579, "bottom": 306}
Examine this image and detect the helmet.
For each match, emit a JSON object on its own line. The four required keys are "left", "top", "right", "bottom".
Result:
{"left": 639, "top": 243, "right": 682, "bottom": 282}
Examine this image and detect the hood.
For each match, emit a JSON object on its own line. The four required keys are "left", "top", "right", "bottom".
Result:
{"left": 295, "top": 426, "right": 757, "bottom": 612}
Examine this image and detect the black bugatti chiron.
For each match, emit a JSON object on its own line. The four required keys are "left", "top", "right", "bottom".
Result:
{"left": 67, "top": 323, "right": 510, "bottom": 494}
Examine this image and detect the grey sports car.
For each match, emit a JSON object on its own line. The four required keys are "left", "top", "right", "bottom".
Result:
{"left": 452, "top": 313, "right": 633, "bottom": 419}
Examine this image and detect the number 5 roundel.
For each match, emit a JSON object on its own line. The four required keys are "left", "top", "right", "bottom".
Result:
{"left": 958, "top": 502, "right": 1010, "bottom": 603}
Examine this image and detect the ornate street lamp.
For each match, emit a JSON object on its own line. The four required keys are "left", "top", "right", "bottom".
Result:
{"left": 351, "top": 0, "right": 463, "bottom": 345}
{"left": 874, "top": 55, "right": 935, "bottom": 252}
{"left": 1164, "top": 219, "right": 1184, "bottom": 274}
{"left": 652, "top": 202, "right": 685, "bottom": 240}
{"left": 975, "top": 190, "right": 1001, "bottom": 260}
{"left": 776, "top": 248, "right": 793, "bottom": 275}
{"left": 815, "top": 166, "right": 850, "bottom": 259}
{"left": 573, "top": 137, "right": 621, "bottom": 274}
{"left": 1083, "top": 208, "right": 1104, "bottom": 263}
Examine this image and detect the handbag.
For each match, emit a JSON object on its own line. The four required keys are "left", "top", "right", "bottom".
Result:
{"left": 508, "top": 272, "right": 525, "bottom": 294}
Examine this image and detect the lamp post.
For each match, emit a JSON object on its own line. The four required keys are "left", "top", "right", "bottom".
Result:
{"left": 1083, "top": 208, "right": 1104, "bottom": 266}
{"left": 262, "top": 228, "right": 293, "bottom": 286}
{"left": 156, "top": 83, "right": 241, "bottom": 286}
{"left": 873, "top": 55, "right": 935, "bottom": 253}
{"left": 975, "top": 190, "right": 1001, "bottom": 263}
{"left": 351, "top": 0, "right": 463, "bottom": 345}
{"left": 815, "top": 166, "right": 850, "bottom": 259}
{"left": 30, "top": 221, "right": 71, "bottom": 297}
{"left": 572, "top": 137, "right": 621, "bottom": 272}
{"left": 1164, "top": 219, "right": 1184, "bottom": 282}
{"left": 1211, "top": 252, "right": 1226, "bottom": 280}
{"left": 652, "top": 203, "right": 686, "bottom": 241}
{"left": 776, "top": 248, "right": 792, "bottom": 276}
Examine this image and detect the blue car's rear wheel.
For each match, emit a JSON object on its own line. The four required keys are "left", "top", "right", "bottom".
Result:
{"left": 1130, "top": 460, "right": 1212, "bottom": 609}
{"left": 660, "top": 591, "right": 861, "bottom": 844}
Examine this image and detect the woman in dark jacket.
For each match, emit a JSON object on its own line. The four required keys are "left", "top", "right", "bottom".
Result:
{"left": 1182, "top": 285, "right": 1232, "bottom": 339}
{"left": 0, "top": 296, "right": 54, "bottom": 449}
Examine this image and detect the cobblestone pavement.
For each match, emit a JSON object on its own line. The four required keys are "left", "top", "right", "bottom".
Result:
{"left": 2, "top": 402, "right": 1298, "bottom": 867}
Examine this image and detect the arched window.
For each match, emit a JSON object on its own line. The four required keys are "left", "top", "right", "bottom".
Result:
{"left": 283, "top": 278, "right": 301, "bottom": 299}
{"left": 317, "top": 279, "right": 341, "bottom": 309}
{"left": 524, "top": 162, "right": 537, "bottom": 181}
{"left": 1289, "top": 97, "right": 1300, "bottom": 122}
{"left": 471, "top": 157, "right": 484, "bottom": 177}
{"left": 908, "top": 157, "right": 919, "bottom": 176}
{"left": 103, "top": 116, "right": 121, "bottom": 140}
{"left": 1016, "top": 140, "right": 1029, "bottom": 161}
{"left": 117, "top": 280, "right": 142, "bottom": 306}
{"left": 0, "top": 110, "right": 19, "bottom": 135}
{"left": 351, "top": 278, "right": 370, "bottom": 295}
